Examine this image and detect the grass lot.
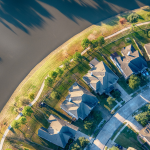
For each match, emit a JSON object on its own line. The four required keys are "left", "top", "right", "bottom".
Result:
{"left": 115, "top": 125, "right": 143, "bottom": 150}
{"left": 2, "top": 6, "right": 150, "bottom": 149}
{"left": 72, "top": 108, "right": 103, "bottom": 136}
{"left": 111, "top": 123, "right": 126, "bottom": 140}
{"left": 97, "top": 94, "right": 117, "bottom": 111}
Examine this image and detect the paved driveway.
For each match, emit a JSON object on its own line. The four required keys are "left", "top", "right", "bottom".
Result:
{"left": 91, "top": 89, "right": 150, "bottom": 150}
{"left": 1, "top": 0, "right": 150, "bottom": 112}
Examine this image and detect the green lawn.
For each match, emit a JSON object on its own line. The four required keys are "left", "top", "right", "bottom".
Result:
{"left": 97, "top": 94, "right": 117, "bottom": 111}
{"left": 115, "top": 126, "right": 143, "bottom": 150}
{"left": 72, "top": 108, "right": 103, "bottom": 136}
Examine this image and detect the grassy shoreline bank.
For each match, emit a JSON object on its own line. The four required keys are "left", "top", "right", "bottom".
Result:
{"left": 1, "top": 5, "right": 150, "bottom": 143}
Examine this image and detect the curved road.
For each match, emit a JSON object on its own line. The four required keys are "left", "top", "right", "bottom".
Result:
{"left": 0, "top": 0, "right": 150, "bottom": 112}
{"left": 91, "top": 86, "right": 150, "bottom": 150}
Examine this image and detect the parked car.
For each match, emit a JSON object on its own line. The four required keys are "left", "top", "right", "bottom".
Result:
{"left": 141, "top": 71, "right": 146, "bottom": 76}
{"left": 115, "top": 144, "right": 123, "bottom": 150}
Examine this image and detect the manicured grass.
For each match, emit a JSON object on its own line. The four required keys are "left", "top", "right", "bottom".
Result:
{"left": 72, "top": 108, "right": 103, "bottom": 136}
{"left": 117, "top": 77, "right": 135, "bottom": 94}
{"left": 111, "top": 123, "right": 126, "bottom": 140}
{"left": 115, "top": 125, "right": 143, "bottom": 150}
{"left": 97, "top": 94, "right": 117, "bottom": 111}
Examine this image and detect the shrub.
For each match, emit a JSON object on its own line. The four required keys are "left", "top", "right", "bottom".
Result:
{"left": 109, "top": 146, "right": 119, "bottom": 150}
{"left": 45, "top": 77, "right": 54, "bottom": 87}
{"left": 71, "top": 143, "right": 80, "bottom": 150}
{"left": 119, "top": 18, "right": 127, "bottom": 25}
{"left": 56, "top": 67, "right": 64, "bottom": 77}
{"left": 51, "top": 91, "right": 60, "bottom": 100}
{"left": 78, "top": 137, "right": 89, "bottom": 148}
{"left": 91, "top": 40, "right": 98, "bottom": 48}
{"left": 107, "top": 97, "right": 115, "bottom": 105}
{"left": 21, "top": 98, "right": 30, "bottom": 106}
{"left": 29, "top": 93, "right": 35, "bottom": 100}
{"left": 81, "top": 38, "right": 91, "bottom": 49}
{"left": 128, "top": 74, "right": 140, "bottom": 89}
{"left": 127, "top": 13, "right": 139, "bottom": 23}
{"left": 49, "top": 71, "right": 58, "bottom": 79}
{"left": 135, "top": 111, "right": 150, "bottom": 126}
{"left": 73, "top": 52, "right": 83, "bottom": 62}
{"left": 11, "top": 120, "right": 20, "bottom": 129}
{"left": 84, "top": 120, "right": 93, "bottom": 130}
{"left": 148, "top": 30, "right": 150, "bottom": 38}
{"left": 19, "top": 116, "right": 27, "bottom": 125}
{"left": 63, "top": 59, "right": 70, "bottom": 69}
{"left": 111, "top": 90, "right": 121, "bottom": 99}
{"left": 97, "top": 36, "right": 105, "bottom": 46}
{"left": 22, "top": 106, "right": 33, "bottom": 117}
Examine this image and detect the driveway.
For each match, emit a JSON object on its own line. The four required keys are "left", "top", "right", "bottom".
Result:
{"left": 1, "top": 0, "right": 150, "bottom": 112}
{"left": 91, "top": 88, "right": 150, "bottom": 150}
{"left": 114, "top": 83, "right": 131, "bottom": 102}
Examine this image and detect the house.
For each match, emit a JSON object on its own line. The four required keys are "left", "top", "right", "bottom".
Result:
{"left": 83, "top": 58, "right": 118, "bottom": 95}
{"left": 139, "top": 122, "right": 150, "bottom": 146}
{"left": 144, "top": 43, "right": 150, "bottom": 59}
{"left": 61, "top": 82, "right": 98, "bottom": 120}
{"left": 110, "top": 45, "right": 148, "bottom": 79}
{"left": 38, "top": 114, "right": 78, "bottom": 148}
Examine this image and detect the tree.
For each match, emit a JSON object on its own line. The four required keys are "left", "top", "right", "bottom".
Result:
{"left": 119, "top": 18, "right": 127, "bottom": 25}
{"left": 97, "top": 36, "right": 105, "bottom": 46}
{"left": 73, "top": 52, "right": 83, "bottom": 62}
{"left": 45, "top": 77, "right": 54, "bottom": 87}
{"left": 19, "top": 116, "right": 27, "bottom": 125}
{"left": 56, "top": 67, "right": 64, "bottom": 77}
{"left": 22, "top": 106, "right": 33, "bottom": 117}
{"left": 127, "top": 13, "right": 139, "bottom": 23}
{"left": 81, "top": 38, "right": 91, "bottom": 49}
{"left": 111, "top": 90, "right": 121, "bottom": 99}
{"left": 11, "top": 120, "right": 20, "bottom": 129}
{"left": 63, "top": 59, "right": 70, "bottom": 69}
{"left": 29, "top": 93, "right": 34, "bottom": 100}
{"left": 128, "top": 74, "right": 140, "bottom": 89}
{"left": 109, "top": 146, "right": 119, "bottom": 150}
{"left": 135, "top": 111, "right": 150, "bottom": 126}
{"left": 71, "top": 143, "right": 80, "bottom": 150}
{"left": 49, "top": 71, "right": 58, "bottom": 79}
{"left": 51, "top": 91, "right": 60, "bottom": 100}
{"left": 107, "top": 97, "right": 115, "bottom": 105}
{"left": 78, "top": 137, "right": 89, "bottom": 148}
{"left": 84, "top": 121, "right": 93, "bottom": 130}
{"left": 91, "top": 40, "right": 98, "bottom": 48}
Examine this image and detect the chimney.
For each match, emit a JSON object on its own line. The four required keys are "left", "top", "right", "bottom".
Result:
{"left": 127, "top": 51, "right": 130, "bottom": 56}
{"left": 69, "top": 98, "right": 72, "bottom": 102}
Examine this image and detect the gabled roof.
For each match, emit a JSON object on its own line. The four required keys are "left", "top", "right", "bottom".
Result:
{"left": 61, "top": 82, "right": 98, "bottom": 120}
{"left": 83, "top": 59, "right": 118, "bottom": 95}
{"left": 144, "top": 43, "right": 150, "bottom": 55}
{"left": 38, "top": 115, "right": 78, "bottom": 148}
{"left": 113, "top": 44, "right": 148, "bottom": 78}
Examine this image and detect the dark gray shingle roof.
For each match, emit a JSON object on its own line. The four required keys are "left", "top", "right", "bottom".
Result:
{"left": 83, "top": 59, "right": 118, "bottom": 95}
{"left": 61, "top": 82, "right": 98, "bottom": 120}
{"left": 113, "top": 44, "right": 148, "bottom": 78}
{"left": 38, "top": 115, "right": 78, "bottom": 148}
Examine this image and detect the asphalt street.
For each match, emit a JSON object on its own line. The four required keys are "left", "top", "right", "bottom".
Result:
{"left": 0, "top": 0, "right": 150, "bottom": 112}
{"left": 91, "top": 88, "right": 150, "bottom": 150}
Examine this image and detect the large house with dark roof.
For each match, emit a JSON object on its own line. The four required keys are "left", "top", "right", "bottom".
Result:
{"left": 110, "top": 45, "right": 148, "bottom": 79}
{"left": 38, "top": 115, "right": 78, "bottom": 148}
{"left": 144, "top": 43, "right": 150, "bottom": 59}
{"left": 83, "top": 58, "right": 118, "bottom": 95}
{"left": 61, "top": 82, "right": 98, "bottom": 120}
